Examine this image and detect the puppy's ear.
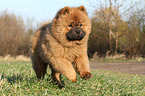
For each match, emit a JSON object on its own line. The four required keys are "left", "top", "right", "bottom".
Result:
{"left": 55, "top": 7, "right": 70, "bottom": 19}
{"left": 61, "top": 7, "right": 70, "bottom": 14}
{"left": 78, "top": 6, "right": 87, "bottom": 15}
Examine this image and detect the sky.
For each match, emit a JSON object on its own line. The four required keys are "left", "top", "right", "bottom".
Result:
{"left": 0, "top": 0, "right": 99, "bottom": 23}
{"left": 0, "top": 0, "right": 144, "bottom": 24}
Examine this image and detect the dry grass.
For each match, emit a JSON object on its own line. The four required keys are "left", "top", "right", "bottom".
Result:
{"left": 0, "top": 55, "right": 30, "bottom": 61}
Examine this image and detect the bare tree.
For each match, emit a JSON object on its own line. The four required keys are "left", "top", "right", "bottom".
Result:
{"left": 95, "top": 0, "right": 139, "bottom": 54}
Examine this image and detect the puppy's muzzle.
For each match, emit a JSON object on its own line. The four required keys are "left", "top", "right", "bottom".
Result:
{"left": 66, "top": 27, "right": 86, "bottom": 41}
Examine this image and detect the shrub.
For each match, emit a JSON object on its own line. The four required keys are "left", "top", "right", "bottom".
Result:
{"left": 0, "top": 10, "right": 33, "bottom": 56}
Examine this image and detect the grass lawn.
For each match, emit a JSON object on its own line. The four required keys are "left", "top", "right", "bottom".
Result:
{"left": 0, "top": 60, "right": 145, "bottom": 95}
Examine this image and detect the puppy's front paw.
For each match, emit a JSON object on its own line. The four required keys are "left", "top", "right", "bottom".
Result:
{"left": 81, "top": 72, "right": 92, "bottom": 79}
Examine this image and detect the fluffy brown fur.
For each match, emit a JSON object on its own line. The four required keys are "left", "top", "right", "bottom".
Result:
{"left": 30, "top": 6, "right": 92, "bottom": 88}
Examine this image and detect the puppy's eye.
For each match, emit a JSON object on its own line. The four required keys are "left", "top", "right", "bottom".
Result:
{"left": 80, "top": 24, "right": 83, "bottom": 27}
{"left": 68, "top": 24, "right": 73, "bottom": 27}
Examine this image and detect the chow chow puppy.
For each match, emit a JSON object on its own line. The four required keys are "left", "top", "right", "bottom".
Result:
{"left": 30, "top": 6, "right": 92, "bottom": 88}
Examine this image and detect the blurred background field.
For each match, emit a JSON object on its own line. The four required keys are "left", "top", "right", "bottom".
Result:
{"left": 0, "top": 0, "right": 145, "bottom": 60}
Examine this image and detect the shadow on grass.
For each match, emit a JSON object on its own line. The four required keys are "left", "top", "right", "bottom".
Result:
{"left": 1, "top": 72, "right": 62, "bottom": 89}
{"left": 6, "top": 74, "right": 25, "bottom": 84}
{"left": 1, "top": 72, "right": 24, "bottom": 84}
{"left": 0, "top": 72, "right": 52, "bottom": 85}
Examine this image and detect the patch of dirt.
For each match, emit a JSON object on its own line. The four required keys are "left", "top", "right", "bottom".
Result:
{"left": 90, "top": 61, "right": 145, "bottom": 75}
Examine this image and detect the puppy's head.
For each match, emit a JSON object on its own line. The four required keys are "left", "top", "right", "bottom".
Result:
{"left": 51, "top": 6, "right": 91, "bottom": 47}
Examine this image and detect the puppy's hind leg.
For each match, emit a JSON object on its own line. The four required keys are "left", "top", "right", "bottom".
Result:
{"left": 31, "top": 55, "right": 48, "bottom": 79}
{"left": 49, "top": 65, "right": 64, "bottom": 88}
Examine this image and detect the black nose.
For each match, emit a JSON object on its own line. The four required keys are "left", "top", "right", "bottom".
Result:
{"left": 75, "top": 30, "right": 80, "bottom": 34}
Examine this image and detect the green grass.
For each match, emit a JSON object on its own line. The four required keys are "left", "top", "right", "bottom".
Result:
{"left": 0, "top": 60, "right": 145, "bottom": 95}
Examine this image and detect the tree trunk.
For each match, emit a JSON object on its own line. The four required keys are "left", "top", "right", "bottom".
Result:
{"left": 115, "top": 31, "right": 118, "bottom": 54}
{"left": 109, "top": 29, "right": 112, "bottom": 52}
